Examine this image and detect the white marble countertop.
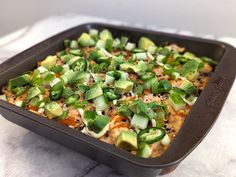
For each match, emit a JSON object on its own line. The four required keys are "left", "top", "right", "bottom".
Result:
{"left": 0, "top": 15, "right": 236, "bottom": 177}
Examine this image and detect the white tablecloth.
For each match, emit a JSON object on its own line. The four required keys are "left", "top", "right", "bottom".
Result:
{"left": 0, "top": 15, "right": 236, "bottom": 177}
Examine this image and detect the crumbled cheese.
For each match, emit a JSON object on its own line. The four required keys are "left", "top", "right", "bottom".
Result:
{"left": 161, "top": 134, "right": 171, "bottom": 146}
{"left": 112, "top": 100, "right": 117, "bottom": 105}
{"left": 38, "top": 108, "right": 45, "bottom": 114}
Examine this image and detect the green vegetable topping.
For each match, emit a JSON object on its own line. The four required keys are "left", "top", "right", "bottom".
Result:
{"left": 3, "top": 28, "right": 217, "bottom": 158}
{"left": 44, "top": 101, "right": 63, "bottom": 119}
{"left": 114, "top": 80, "right": 133, "bottom": 95}
{"left": 182, "top": 61, "right": 199, "bottom": 81}
{"left": 137, "top": 142, "right": 152, "bottom": 158}
{"left": 78, "top": 33, "right": 95, "bottom": 47}
{"left": 116, "top": 131, "right": 138, "bottom": 150}
{"left": 138, "top": 127, "right": 166, "bottom": 144}
{"left": 85, "top": 84, "right": 103, "bottom": 100}
{"left": 138, "top": 37, "right": 155, "bottom": 50}
{"left": 88, "top": 115, "right": 109, "bottom": 133}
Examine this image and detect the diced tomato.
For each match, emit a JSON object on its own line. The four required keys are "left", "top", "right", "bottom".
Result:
{"left": 55, "top": 73, "right": 61, "bottom": 77}
{"left": 143, "top": 89, "right": 151, "bottom": 95}
{"left": 28, "top": 105, "right": 38, "bottom": 111}
{"left": 59, "top": 116, "right": 77, "bottom": 127}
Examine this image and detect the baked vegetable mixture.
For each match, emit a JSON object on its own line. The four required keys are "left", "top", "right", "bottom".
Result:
{"left": 0, "top": 29, "right": 217, "bottom": 158}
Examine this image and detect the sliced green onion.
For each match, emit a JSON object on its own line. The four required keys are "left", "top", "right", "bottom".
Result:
{"left": 65, "top": 94, "right": 79, "bottom": 105}
{"left": 99, "top": 62, "right": 109, "bottom": 73}
{"left": 125, "top": 42, "right": 136, "bottom": 51}
{"left": 157, "top": 79, "right": 172, "bottom": 93}
{"left": 136, "top": 85, "right": 144, "bottom": 96}
{"left": 140, "top": 72, "right": 155, "bottom": 81}
{"left": 96, "top": 40, "right": 106, "bottom": 49}
{"left": 163, "top": 64, "right": 173, "bottom": 75}
{"left": 134, "top": 53, "right": 147, "bottom": 60}
{"left": 64, "top": 39, "right": 71, "bottom": 48}
{"left": 70, "top": 40, "right": 79, "bottom": 49}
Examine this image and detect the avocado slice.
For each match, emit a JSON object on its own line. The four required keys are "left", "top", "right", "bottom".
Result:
{"left": 85, "top": 84, "right": 103, "bottom": 100}
{"left": 138, "top": 37, "right": 155, "bottom": 50}
{"left": 115, "top": 131, "right": 138, "bottom": 150}
{"left": 78, "top": 33, "right": 95, "bottom": 47}
{"left": 69, "top": 40, "right": 79, "bottom": 49}
{"left": 119, "top": 63, "right": 141, "bottom": 73}
{"left": 114, "top": 80, "right": 133, "bottom": 95}
{"left": 41, "top": 55, "right": 57, "bottom": 70}
{"left": 44, "top": 101, "right": 63, "bottom": 119}
{"left": 27, "top": 86, "right": 41, "bottom": 100}
{"left": 183, "top": 51, "right": 202, "bottom": 63}
{"left": 99, "top": 29, "right": 113, "bottom": 41}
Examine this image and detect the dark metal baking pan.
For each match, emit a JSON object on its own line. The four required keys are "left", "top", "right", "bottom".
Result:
{"left": 0, "top": 23, "right": 236, "bottom": 177}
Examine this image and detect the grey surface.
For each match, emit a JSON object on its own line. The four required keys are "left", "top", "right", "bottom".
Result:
{"left": 0, "top": 0, "right": 236, "bottom": 37}
{"left": 0, "top": 15, "right": 236, "bottom": 177}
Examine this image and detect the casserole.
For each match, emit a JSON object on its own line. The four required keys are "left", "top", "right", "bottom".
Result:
{"left": 0, "top": 23, "right": 235, "bottom": 177}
